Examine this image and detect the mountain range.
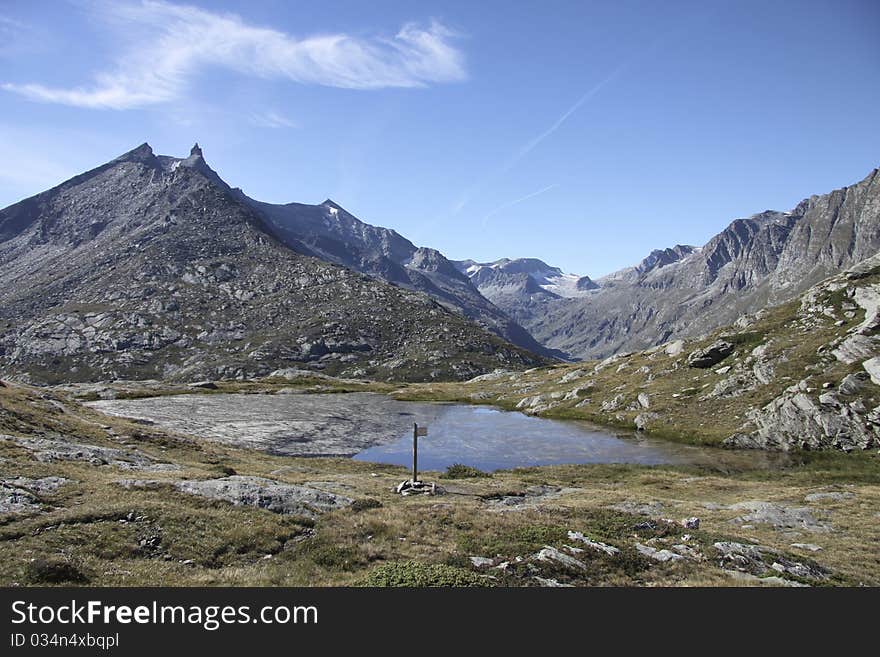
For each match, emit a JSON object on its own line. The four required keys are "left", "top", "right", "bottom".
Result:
{"left": 460, "top": 170, "right": 880, "bottom": 360}
{"left": 0, "top": 141, "right": 877, "bottom": 385}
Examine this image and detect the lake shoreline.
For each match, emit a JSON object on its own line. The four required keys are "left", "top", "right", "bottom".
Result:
{"left": 87, "top": 391, "right": 728, "bottom": 472}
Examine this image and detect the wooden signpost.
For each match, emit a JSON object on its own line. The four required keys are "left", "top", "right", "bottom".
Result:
{"left": 396, "top": 422, "right": 434, "bottom": 495}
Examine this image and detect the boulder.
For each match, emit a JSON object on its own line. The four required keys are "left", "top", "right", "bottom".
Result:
{"left": 839, "top": 372, "right": 870, "bottom": 395}
{"left": 600, "top": 393, "right": 625, "bottom": 412}
{"left": 664, "top": 340, "right": 685, "bottom": 357}
{"left": 563, "top": 385, "right": 592, "bottom": 401}
{"left": 790, "top": 543, "right": 823, "bottom": 552}
{"left": 469, "top": 556, "right": 495, "bottom": 568}
{"left": 832, "top": 335, "right": 877, "bottom": 364}
{"left": 467, "top": 370, "right": 511, "bottom": 384}
{"left": 532, "top": 546, "right": 588, "bottom": 572}
{"left": 712, "top": 541, "right": 826, "bottom": 581}
{"left": 566, "top": 531, "right": 620, "bottom": 556}
{"left": 635, "top": 543, "right": 683, "bottom": 562}
{"left": 682, "top": 517, "right": 700, "bottom": 529}
{"left": 187, "top": 380, "right": 218, "bottom": 390}
{"left": 558, "top": 369, "right": 586, "bottom": 384}
{"left": 634, "top": 412, "right": 659, "bottom": 431}
{"left": 687, "top": 340, "right": 734, "bottom": 368}
{"left": 863, "top": 357, "right": 880, "bottom": 385}
{"left": 0, "top": 476, "right": 68, "bottom": 515}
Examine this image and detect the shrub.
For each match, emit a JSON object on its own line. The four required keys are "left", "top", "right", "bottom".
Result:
{"left": 350, "top": 498, "right": 383, "bottom": 512}
{"left": 25, "top": 557, "right": 88, "bottom": 584}
{"left": 442, "top": 464, "right": 491, "bottom": 479}
{"left": 363, "top": 561, "right": 489, "bottom": 587}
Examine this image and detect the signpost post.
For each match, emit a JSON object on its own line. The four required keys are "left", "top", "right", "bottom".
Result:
{"left": 397, "top": 423, "right": 432, "bottom": 495}
{"left": 412, "top": 422, "right": 427, "bottom": 483}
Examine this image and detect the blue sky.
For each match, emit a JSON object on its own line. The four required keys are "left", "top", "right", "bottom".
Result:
{"left": 1, "top": 0, "right": 878, "bottom": 277}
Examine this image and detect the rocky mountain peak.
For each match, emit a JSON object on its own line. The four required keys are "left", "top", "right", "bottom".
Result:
{"left": 190, "top": 142, "right": 203, "bottom": 158}
{"left": 407, "top": 247, "right": 469, "bottom": 281}
{"left": 114, "top": 142, "right": 155, "bottom": 164}
{"left": 501, "top": 258, "right": 561, "bottom": 277}
{"left": 636, "top": 244, "right": 697, "bottom": 275}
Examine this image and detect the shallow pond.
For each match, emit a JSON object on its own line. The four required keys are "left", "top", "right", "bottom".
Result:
{"left": 88, "top": 392, "right": 778, "bottom": 472}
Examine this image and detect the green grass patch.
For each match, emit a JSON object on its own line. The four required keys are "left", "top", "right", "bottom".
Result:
{"left": 362, "top": 561, "right": 490, "bottom": 587}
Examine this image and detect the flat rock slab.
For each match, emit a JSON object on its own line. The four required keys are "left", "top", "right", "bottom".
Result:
{"left": 790, "top": 543, "right": 823, "bottom": 552}
{"left": 119, "top": 475, "right": 352, "bottom": 518}
{"left": 0, "top": 476, "right": 69, "bottom": 514}
{"left": 804, "top": 491, "right": 854, "bottom": 503}
{"left": 485, "top": 485, "right": 576, "bottom": 510}
{"left": 88, "top": 392, "right": 450, "bottom": 456}
{"left": 727, "top": 501, "right": 832, "bottom": 532}
{"left": 1, "top": 434, "right": 178, "bottom": 471}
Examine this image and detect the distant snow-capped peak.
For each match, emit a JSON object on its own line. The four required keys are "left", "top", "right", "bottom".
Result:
{"left": 455, "top": 257, "right": 597, "bottom": 297}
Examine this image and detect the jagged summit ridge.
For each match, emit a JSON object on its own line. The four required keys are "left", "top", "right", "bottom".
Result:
{"left": 531, "top": 167, "right": 880, "bottom": 359}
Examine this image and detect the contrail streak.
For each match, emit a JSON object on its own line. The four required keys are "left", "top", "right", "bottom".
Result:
{"left": 480, "top": 183, "right": 559, "bottom": 226}
{"left": 454, "top": 64, "right": 625, "bottom": 216}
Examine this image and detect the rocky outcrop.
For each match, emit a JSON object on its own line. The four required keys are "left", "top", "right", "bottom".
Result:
{"left": 120, "top": 475, "right": 352, "bottom": 518}
{"left": 714, "top": 541, "right": 828, "bottom": 581}
{"left": 864, "top": 357, "right": 880, "bottom": 385}
{"left": 725, "top": 384, "right": 879, "bottom": 451}
{"left": 1, "top": 433, "right": 178, "bottom": 470}
{"left": 726, "top": 501, "right": 832, "bottom": 532}
{"left": 0, "top": 476, "right": 69, "bottom": 514}
{"left": 722, "top": 257, "right": 880, "bottom": 451}
{"left": 687, "top": 340, "right": 734, "bottom": 368}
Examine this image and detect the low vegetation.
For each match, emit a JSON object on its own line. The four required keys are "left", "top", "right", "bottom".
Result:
{"left": 1, "top": 381, "right": 878, "bottom": 587}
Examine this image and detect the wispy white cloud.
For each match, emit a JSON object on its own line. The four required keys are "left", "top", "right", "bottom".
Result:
{"left": 480, "top": 183, "right": 559, "bottom": 226}
{"left": 2, "top": 0, "right": 467, "bottom": 110}
{"left": 249, "top": 110, "right": 298, "bottom": 129}
{"left": 452, "top": 65, "right": 624, "bottom": 216}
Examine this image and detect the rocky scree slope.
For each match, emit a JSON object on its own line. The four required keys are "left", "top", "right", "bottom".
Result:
{"left": 516, "top": 169, "right": 880, "bottom": 359}
{"left": 402, "top": 254, "right": 880, "bottom": 451}
{"left": 0, "top": 144, "right": 547, "bottom": 384}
